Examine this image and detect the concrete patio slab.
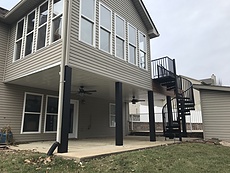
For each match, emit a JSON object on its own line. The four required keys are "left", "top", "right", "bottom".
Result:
{"left": 10, "top": 136, "right": 184, "bottom": 162}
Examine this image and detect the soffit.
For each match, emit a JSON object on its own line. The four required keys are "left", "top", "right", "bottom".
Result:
{"left": 7, "top": 66, "right": 149, "bottom": 103}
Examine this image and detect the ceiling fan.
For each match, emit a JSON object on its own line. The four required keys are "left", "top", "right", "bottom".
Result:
{"left": 130, "top": 96, "right": 145, "bottom": 104}
{"left": 78, "top": 86, "right": 97, "bottom": 96}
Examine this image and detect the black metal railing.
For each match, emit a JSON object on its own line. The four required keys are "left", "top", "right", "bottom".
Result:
{"left": 162, "top": 75, "right": 194, "bottom": 138}
{"left": 151, "top": 56, "right": 174, "bottom": 79}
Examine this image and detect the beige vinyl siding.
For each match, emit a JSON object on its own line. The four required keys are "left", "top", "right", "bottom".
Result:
{"left": 4, "top": 23, "right": 62, "bottom": 82}
{"left": 0, "top": 22, "right": 57, "bottom": 142}
{"left": 200, "top": 90, "right": 230, "bottom": 141}
{"left": 4, "top": 0, "right": 62, "bottom": 82}
{"left": 69, "top": 0, "right": 152, "bottom": 90}
{"left": 1, "top": 85, "right": 61, "bottom": 142}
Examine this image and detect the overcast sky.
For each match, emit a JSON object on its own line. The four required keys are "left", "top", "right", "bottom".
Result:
{"left": 1, "top": 0, "right": 230, "bottom": 85}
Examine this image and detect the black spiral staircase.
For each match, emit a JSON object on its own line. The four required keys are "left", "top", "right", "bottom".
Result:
{"left": 152, "top": 57, "right": 195, "bottom": 141}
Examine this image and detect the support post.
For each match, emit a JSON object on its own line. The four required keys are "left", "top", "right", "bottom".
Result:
{"left": 115, "top": 82, "right": 123, "bottom": 146}
{"left": 181, "top": 100, "right": 187, "bottom": 137}
{"left": 148, "top": 91, "right": 156, "bottom": 142}
{"left": 166, "top": 96, "right": 173, "bottom": 132}
{"left": 58, "top": 66, "right": 72, "bottom": 153}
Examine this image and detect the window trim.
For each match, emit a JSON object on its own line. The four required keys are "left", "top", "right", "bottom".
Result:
{"left": 115, "top": 13, "right": 126, "bottom": 60}
{"left": 99, "top": 3, "right": 112, "bottom": 54}
{"left": 44, "top": 95, "right": 59, "bottom": 133}
{"left": 24, "top": 9, "right": 37, "bottom": 57}
{"left": 79, "top": 0, "right": 96, "bottom": 46}
{"left": 13, "top": 17, "right": 25, "bottom": 62}
{"left": 128, "top": 23, "right": 137, "bottom": 65}
{"left": 21, "top": 92, "right": 43, "bottom": 134}
{"left": 109, "top": 103, "right": 116, "bottom": 128}
{"left": 35, "top": 0, "right": 49, "bottom": 51}
{"left": 50, "top": 0, "right": 64, "bottom": 44}
{"left": 139, "top": 31, "right": 147, "bottom": 70}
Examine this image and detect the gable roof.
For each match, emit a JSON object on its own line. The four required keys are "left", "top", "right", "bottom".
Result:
{"left": 0, "top": 0, "right": 159, "bottom": 38}
{"left": 132, "top": 0, "right": 159, "bottom": 38}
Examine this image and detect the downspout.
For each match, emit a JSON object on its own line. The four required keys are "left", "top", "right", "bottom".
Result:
{"left": 47, "top": 0, "right": 70, "bottom": 156}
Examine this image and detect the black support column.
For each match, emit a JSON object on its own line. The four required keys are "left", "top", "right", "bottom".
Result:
{"left": 166, "top": 96, "right": 173, "bottom": 132}
{"left": 148, "top": 91, "right": 156, "bottom": 142}
{"left": 115, "top": 82, "right": 123, "bottom": 146}
{"left": 58, "top": 66, "right": 72, "bottom": 153}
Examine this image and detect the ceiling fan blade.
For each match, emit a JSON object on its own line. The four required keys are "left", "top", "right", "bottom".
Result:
{"left": 138, "top": 100, "right": 145, "bottom": 102}
{"left": 85, "top": 90, "right": 97, "bottom": 93}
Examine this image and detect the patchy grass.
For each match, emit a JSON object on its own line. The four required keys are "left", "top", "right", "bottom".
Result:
{"left": 1, "top": 142, "right": 230, "bottom": 173}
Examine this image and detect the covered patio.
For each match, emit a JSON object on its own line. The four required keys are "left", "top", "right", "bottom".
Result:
{"left": 10, "top": 136, "right": 181, "bottom": 162}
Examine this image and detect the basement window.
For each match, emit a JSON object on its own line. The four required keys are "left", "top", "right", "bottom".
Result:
{"left": 44, "top": 96, "right": 58, "bottom": 132}
{"left": 109, "top": 103, "right": 116, "bottom": 127}
{"left": 21, "top": 93, "right": 43, "bottom": 133}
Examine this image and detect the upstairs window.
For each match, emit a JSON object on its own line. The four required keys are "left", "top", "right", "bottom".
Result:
{"left": 25, "top": 10, "right": 36, "bottom": 56}
{"left": 14, "top": 19, "right": 24, "bottom": 61}
{"left": 37, "top": 1, "right": 48, "bottom": 50}
{"left": 99, "top": 4, "right": 112, "bottom": 53}
{"left": 45, "top": 96, "right": 58, "bottom": 132}
{"left": 21, "top": 93, "right": 43, "bottom": 133}
{"left": 128, "top": 24, "right": 137, "bottom": 65}
{"left": 80, "top": 0, "right": 95, "bottom": 45}
{"left": 51, "top": 0, "right": 63, "bottom": 42}
{"left": 115, "top": 15, "right": 125, "bottom": 59}
{"left": 139, "top": 32, "right": 147, "bottom": 69}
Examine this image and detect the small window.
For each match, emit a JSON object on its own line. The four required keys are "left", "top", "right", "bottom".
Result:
{"left": 45, "top": 96, "right": 58, "bottom": 132}
{"left": 139, "top": 32, "right": 147, "bottom": 69}
{"left": 51, "top": 0, "right": 63, "bottom": 42}
{"left": 21, "top": 93, "right": 43, "bottom": 133}
{"left": 128, "top": 24, "right": 137, "bottom": 65}
{"left": 14, "top": 19, "right": 24, "bottom": 61}
{"left": 99, "top": 4, "right": 111, "bottom": 53}
{"left": 80, "top": 0, "right": 95, "bottom": 45}
{"left": 25, "top": 10, "right": 36, "bottom": 56}
{"left": 37, "top": 1, "right": 48, "bottom": 50}
{"left": 109, "top": 103, "right": 116, "bottom": 127}
{"left": 115, "top": 15, "right": 125, "bottom": 59}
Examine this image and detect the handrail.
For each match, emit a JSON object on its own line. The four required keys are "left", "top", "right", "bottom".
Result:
{"left": 151, "top": 56, "right": 174, "bottom": 79}
{"left": 162, "top": 75, "right": 194, "bottom": 137}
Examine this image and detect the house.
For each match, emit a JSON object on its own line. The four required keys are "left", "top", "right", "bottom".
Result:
{"left": 194, "top": 84, "right": 230, "bottom": 141}
{"left": 0, "top": 0, "right": 197, "bottom": 153}
{"left": 0, "top": 0, "right": 160, "bottom": 153}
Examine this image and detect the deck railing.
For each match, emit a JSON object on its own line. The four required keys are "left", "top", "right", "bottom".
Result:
{"left": 151, "top": 56, "right": 174, "bottom": 79}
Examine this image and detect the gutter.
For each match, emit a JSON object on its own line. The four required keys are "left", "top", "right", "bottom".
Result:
{"left": 48, "top": 0, "right": 70, "bottom": 156}
{"left": 56, "top": 0, "right": 70, "bottom": 145}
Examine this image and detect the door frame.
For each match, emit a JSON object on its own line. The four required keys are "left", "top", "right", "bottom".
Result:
{"left": 68, "top": 100, "right": 79, "bottom": 138}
